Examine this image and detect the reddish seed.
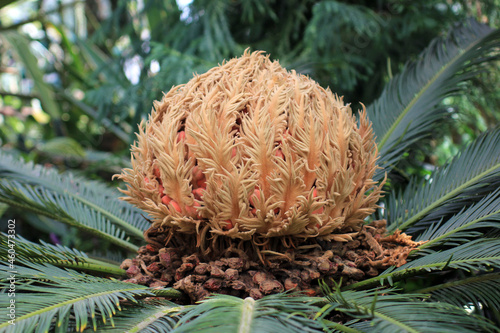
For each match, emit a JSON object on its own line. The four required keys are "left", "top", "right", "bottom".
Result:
{"left": 186, "top": 202, "right": 201, "bottom": 218}
{"left": 197, "top": 177, "right": 206, "bottom": 188}
{"left": 249, "top": 189, "right": 260, "bottom": 206}
{"left": 251, "top": 208, "right": 257, "bottom": 215}
{"left": 222, "top": 219, "right": 234, "bottom": 230}
{"left": 192, "top": 166, "right": 203, "bottom": 181}
{"left": 312, "top": 207, "right": 324, "bottom": 214}
{"left": 186, "top": 201, "right": 199, "bottom": 210}
{"left": 170, "top": 200, "right": 182, "bottom": 213}
{"left": 144, "top": 177, "right": 149, "bottom": 184}
{"left": 231, "top": 147, "right": 237, "bottom": 158}
{"left": 177, "top": 131, "right": 186, "bottom": 142}
{"left": 153, "top": 167, "right": 161, "bottom": 179}
{"left": 162, "top": 195, "right": 172, "bottom": 205}
{"left": 185, "top": 205, "right": 194, "bottom": 215}
{"left": 275, "top": 149, "right": 284, "bottom": 159}
{"left": 193, "top": 188, "right": 204, "bottom": 200}
{"left": 146, "top": 244, "right": 156, "bottom": 252}
{"left": 312, "top": 189, "right": 322, "bottom": 213}
{"left": 158, "top": 184, "right": 165, "bottom": 196}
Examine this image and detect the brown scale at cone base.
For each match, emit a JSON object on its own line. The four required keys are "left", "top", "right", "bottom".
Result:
{"left": 121, "top": 221, "right": 424, "bottom": 303}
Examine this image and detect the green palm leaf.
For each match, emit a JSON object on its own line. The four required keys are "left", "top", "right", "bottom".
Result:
{"left": 345, "top": 238, "right": 500, "bottom": 290}
{"left": 90, "top": 300, "right": 180, "bottom": 332}
{"left": 0, "top": 151, "right": 148, "bottom": 239}
{"left": 416, "top": 188, "right": 500, "bottom": 249}
{"left": 171, "top": 294, "right": 324, "bottom": 333}
{"left": 0, "top": 233, "right": 125, "bottom": 276}
{"left": 394, "top": 237, "right": 500, "bottom": 272}
{"left": 415, "top": 272, "right": 500, "bottom": 311}
{"left": 0, "top": 179, "right": 138, "bottom": 252}
{"left": 92, "top": 293, "right": 326, "bottom": 333}
{"left": 93, "top": 293, "right": 342, "bottom": 333}
{"left": 385, "top": 128, "right": 500, "bottom": 233}
{"left": 0, "top": 263, "right": 154, "bottom": 333}
{"left": 320, "top": 287, "right": 497, "bottom": 333}
{"left": 368, "top": 19, "right": 500, "bottom": 180}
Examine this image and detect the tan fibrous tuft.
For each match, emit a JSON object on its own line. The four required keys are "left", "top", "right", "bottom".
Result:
{"left": 115, "top": 50, "right": 384, "bottom": 253}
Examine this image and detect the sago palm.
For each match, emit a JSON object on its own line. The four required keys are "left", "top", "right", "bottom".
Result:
{"left": 1, "top": 19, "right": 500, "bottom": 332}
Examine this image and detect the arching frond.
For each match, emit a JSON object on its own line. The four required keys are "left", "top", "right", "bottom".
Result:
{"left": 0, "top": 233, "right": 125, "bottom": 276}
{"left": 91, "top": 300, "right": 181, "bottom": 332}
{"left": 415, "top": 272, "right": 500, "bottom": 311}
{"left": 416, "top": 188, "right": 500, "bottom": 248}
{"left": 0, "top": 263, "right": 154, "bottom": 333}
{"left": 320, "top": 286, "right": 498, "bottom": 333}
{"left": 0, "top": 151, "right": 148, "bottom": 239}
{"left": 0, "top": 179, "right": 139, "bottom": 252}
{"left": 397, "top": 237, "right": 500, "bottom": 273}
{"left": 93, "top": 293, "right": 329, "bottom": 333}
{"left": 170, "top": 293, "right": 324, "bottom": 333}
{"left": 345, "top": 238, "right": 500, "bottom": 291}
{"left": 385, "top": 128, "right": 500, "bottom": 233}
{"left": 368, "top": 19, "right": 500, "bottom": 180}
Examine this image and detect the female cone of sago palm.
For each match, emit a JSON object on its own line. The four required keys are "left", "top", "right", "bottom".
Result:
{"left": 116, "top": 51, "right": 419, "bottom": 301}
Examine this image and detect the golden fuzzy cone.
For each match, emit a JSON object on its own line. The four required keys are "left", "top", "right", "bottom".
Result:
{"left": 116, "top": 50, "right": 384, "bottom": 245}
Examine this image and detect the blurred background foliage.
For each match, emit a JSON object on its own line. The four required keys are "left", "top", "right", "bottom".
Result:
{"left": 0, "top": 0, "right": 499, "bottom": 247}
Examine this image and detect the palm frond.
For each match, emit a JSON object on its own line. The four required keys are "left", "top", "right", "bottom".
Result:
{"left": 385, "top": 128, "right": 500, "bottom": 233}
{"left": 0, "top": 263, "right": 154, "bottom": 333}
{"left": 0, "top": 151, "right": 148, "bottom": 239}
{"left": 418, "top": 188, "right": 499, "bottom": 244}
{"left": 345, "top": 238, "right": 500, "bottom": 290}
{"left": 415, "top": 272, "right": 500, "bottom": 311}
{"left": 395, "top": 237, "right": 500, "bottom": 274}
{"left": 0, "top": 233, "right": 125, "bottom": 276}
{"left": 320, "top": 286, "right": 498, "bottom": 333}
{"left": 367, "top": 19, "right": 500, "bottom": 180}
{"left": 171, "top": 293, "right": 324, "bottom": 333}
{"left": 0, "top": 179, "right": 139, "bottom": 252}
{"left": 91, "top": 300, "right": 180, "bottom": 332}
{"left": 92, "top": 293, "right": 329, "bottom": 333}
{"left": 415, "top": 188, "right": 500, "bottom": 248}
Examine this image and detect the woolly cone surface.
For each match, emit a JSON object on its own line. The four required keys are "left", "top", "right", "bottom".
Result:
{"left": 117, "top": 51, "right": 425, "bottom": 302}
{"left": 117, "top": 50, "right": 384, "bottom": 258}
